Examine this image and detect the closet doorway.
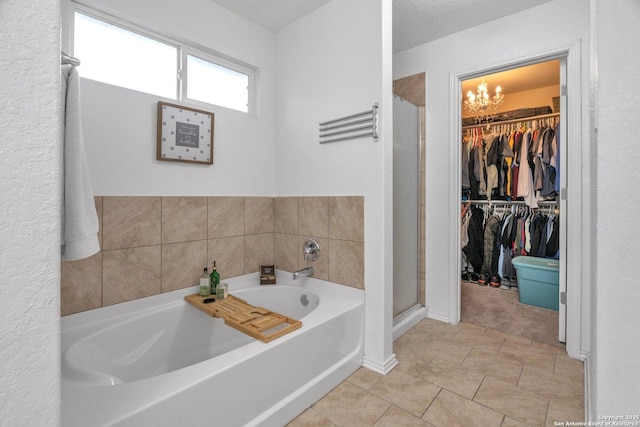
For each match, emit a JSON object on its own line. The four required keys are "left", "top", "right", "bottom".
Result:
{"left": 392, "top": 73, "right": 426, "bottom": 331}
{"left": 458, "top": 59, "right": 567, "bottom": 348}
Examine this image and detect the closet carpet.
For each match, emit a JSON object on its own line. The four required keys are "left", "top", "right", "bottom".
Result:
{"left": 460, "top": 280, "right": 562, "bottom": 349}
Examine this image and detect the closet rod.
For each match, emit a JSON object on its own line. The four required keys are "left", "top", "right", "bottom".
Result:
{"left": 462, "top": 112, "right": 559, "bottom": 130}
{"left": 463, "top": 199, "right": 558, "bottom": 206}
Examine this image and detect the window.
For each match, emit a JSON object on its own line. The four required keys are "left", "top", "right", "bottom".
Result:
{"left": 186, "top": 54, "right": 249, "bottom": 113}
{"left": 74, "top": 12, "right": 177, "bottom": 99}
{"left": 72, "top": 10, "right": 252, "bottom": 113}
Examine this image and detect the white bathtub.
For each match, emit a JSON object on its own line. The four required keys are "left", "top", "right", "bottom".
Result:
{"left": 61, "top": 271, "right": 364, "bottom": 427}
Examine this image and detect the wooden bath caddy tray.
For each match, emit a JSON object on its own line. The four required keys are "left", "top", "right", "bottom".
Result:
{"left": 184, "top": 294, "right": 301, "bottom": 343}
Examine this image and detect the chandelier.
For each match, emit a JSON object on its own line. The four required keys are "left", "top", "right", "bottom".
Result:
{"left": 463, "top": 80, "right": 504, "bottom": 123}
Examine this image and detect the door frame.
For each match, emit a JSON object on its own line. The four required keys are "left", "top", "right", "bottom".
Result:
{"left": 447, "top": 41, "right": 584, "bottom": 359}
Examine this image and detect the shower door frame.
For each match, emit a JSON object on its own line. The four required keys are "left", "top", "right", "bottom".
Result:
{"left": 392, "top": 95, "right": 421, "bottom": 319}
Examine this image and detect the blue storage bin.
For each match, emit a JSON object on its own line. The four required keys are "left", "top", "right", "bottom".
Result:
{"left": 511, "top": 256, "right": 560, "bottom": 311}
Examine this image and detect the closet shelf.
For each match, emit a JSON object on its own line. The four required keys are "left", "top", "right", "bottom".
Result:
{"left": 462, "top": 112, "right": 559, "bottom": 130}
{"left": 463, "top": 199, "right": 558, "bottom": 206}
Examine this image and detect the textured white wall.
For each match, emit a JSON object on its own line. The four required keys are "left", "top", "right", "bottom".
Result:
{"left": 0, "top": 1, "right": 62, "bottom": 425}
{"left": 275, "top": 0, "right": 395, "bottom": 371}
{"left": 69, "top": 0, "right": 277, "bottom": 196}
{"left": 594, "top": 0, "right": 640, "bottom": 416}
{"left": 394, "top": 0, "right": 590, "bottom": 324}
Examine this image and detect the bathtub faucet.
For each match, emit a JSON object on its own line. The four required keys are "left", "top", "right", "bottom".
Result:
{"left": 293, "top": 266, "right": 314, "bottom": 280}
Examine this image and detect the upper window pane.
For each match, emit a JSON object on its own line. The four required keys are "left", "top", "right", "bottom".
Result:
{"left": 187, "top": 54, "right": 249, "bottom": 113}
{"left": 74, "top": 12, "right": 177, "bottom": 98}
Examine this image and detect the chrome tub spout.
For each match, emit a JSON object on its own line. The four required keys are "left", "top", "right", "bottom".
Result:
{"left": 293, "top": 266, "right": 314, "bottom": 280}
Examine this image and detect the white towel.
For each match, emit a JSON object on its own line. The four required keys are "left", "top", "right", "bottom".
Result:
{"left": 61, "top": 64, "right": 100, "bottom": 261}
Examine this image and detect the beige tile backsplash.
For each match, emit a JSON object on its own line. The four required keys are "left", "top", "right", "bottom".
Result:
{"left": 274, "top": 197, "right": 299, "bottom": 234}
{"left": 102, "top": 196, "right": 161, "bottom": 250}
{"left": 61, "top": 195, "right": 364, "bottom": 316}
{"left": 207, "top": 197, "right": 244, "bottom": 238}
{"left": 102, "top": 245, "right": 162, "bottom": 306}
{"left": 161, "top": 197, "right": 207, "bottom": 244}
{"left": 328, "top": 196, "right": 364, "bottom": 242}
{"left": 299, "top": 197, "right": 328, "bottom": 238}
{"left": 245, "top": 197, "right": 274, "bottom": 235}
{"left": 161, "top": 240, "right": 208, "bottom": 293}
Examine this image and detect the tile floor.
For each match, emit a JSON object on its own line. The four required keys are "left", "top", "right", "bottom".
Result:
{"left": 460, "top": 280, "right": 561, "bottom": 349}
{"left": 288, "top": 318, "right": 584, "bottom": 426}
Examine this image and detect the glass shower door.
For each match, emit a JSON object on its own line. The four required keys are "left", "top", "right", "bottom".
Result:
{"left": 393, "top": 96, "right": 420, "bottom": 317}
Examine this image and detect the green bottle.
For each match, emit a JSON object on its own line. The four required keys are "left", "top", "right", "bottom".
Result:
{"left": 210, "top": 261, "right": 220, "bottom": 296}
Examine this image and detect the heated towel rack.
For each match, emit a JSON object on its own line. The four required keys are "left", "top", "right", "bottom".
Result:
{"left": 319, "top": 103, "right": 379, "bottom": 144}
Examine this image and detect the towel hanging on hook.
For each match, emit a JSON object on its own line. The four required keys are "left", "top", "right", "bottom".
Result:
{"left": 61, "top": 51, "right": 81, "bottom": 66}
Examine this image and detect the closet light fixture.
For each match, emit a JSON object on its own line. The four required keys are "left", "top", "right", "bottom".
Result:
{"left": 463, "top": 79, "right": 504, "bottom": 123}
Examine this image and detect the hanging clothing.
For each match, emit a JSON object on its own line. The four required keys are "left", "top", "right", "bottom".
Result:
{"left": 517, "top": 129, "right": 538, "bottom": 208}
{"left": 462, "top": 207, "right": 485, "bottom": 273}
{"left": 481, "top": 214, "right": 501, "bottom": 274}
{"left": 469, "top": 144, "right": 482, "bottom": 199}
{"left": 546, "top": 216, "right": 560, "bottom": 258}
{"left": 461, "top": 140, "right": 471, "bottom": 193}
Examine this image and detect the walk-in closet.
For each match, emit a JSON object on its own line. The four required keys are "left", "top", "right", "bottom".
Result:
{"left": 459, "top": 60, "right": 565, "bottom": 348}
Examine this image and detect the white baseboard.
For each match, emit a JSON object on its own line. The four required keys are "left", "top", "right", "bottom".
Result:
{"left": 581, "top": 351, "right": 591, "bottom": 422}
{"left": 362, "top": 353, "right": 398, "bottom": 375}
{"left": 393, "top": 306, "right": 427, "bottom": 340}
{"left": 426, "top": 310, "right": 449, "bottom": 323}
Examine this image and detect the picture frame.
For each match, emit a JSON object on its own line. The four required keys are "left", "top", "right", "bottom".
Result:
{"left": 157, "top": 101, "right": 214, "bottom": 164}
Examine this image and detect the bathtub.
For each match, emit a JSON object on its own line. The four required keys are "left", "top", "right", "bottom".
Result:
{"left": 61, "top": 271, "right": 364, "bottom": 427}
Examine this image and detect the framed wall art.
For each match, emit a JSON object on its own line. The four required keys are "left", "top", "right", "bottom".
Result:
{"left": 157, "top": 101, "right": 214, "bottom": 164}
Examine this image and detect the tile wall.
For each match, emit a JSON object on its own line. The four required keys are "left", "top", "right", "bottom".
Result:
{"left": 61, "top": 195, "right": 364, "bottom": 316}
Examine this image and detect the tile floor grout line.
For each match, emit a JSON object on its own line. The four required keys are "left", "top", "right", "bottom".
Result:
{"left": 446, "top": 385, "right": 512, "bottom": 425}
{"left": 515, "top": 360, "right": 525, "bottom": 386}
{"left": 497, "top": 336, "right": 507, "bottom": 354}
{"left": 518, "top": 378, "right": 584, "bottom": 412}
{"left": 459, "top": 345, "right": 473, "bottom": 366}
{"left": 470, "top": 374, "right": 487, "bottom": 402}
{"left": 419, "top": 386, "right": 444, "bottom": 420}
{"left": 370, "top": 402, "right": 394, "bottom": 426}
{"left": 546, "top": 395, "right": 586, "bottom": 411}
{"left": 517, "top": 362, "right": 586, "bottom": 415}
{"left": 420, "top": 356, "right": 435, "bottom": 377}
{"left": 543, "top": 398, "right": 552, "bottom": 427}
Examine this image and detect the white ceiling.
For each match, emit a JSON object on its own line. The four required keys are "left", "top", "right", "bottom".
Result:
{"left": 209, "top": 0, "right": 332, "bottom": 33}
{"left": 209, "top": 0, "right": 559, "bottom": 93}
{"left": 209, "top": 0, "right": 554, "bottom": 53}
{"left": 392, "top": 0, "right": 554, "bottom": 53}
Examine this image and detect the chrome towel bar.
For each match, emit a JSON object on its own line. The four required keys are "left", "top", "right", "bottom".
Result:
{"left": 319, "top": 103, "right": 378, "bottom": 144}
